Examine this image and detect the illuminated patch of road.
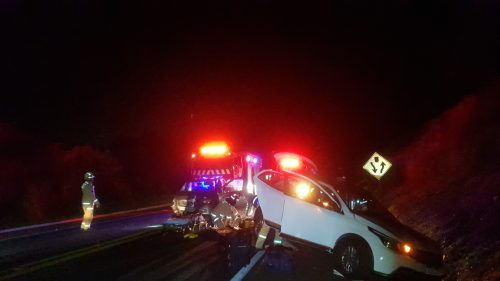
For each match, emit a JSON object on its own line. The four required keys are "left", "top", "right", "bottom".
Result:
{"left": 0, "top": 229, "right": 161, "bottom": 280}
{"left": 0, "top": 208, "right": 171, "bottom": 243}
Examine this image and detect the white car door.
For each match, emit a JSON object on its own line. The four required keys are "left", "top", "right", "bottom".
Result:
{"left": 254, "top": 170, "right": 286, "bottom": 226}
{"left": 281, "top": 173, "right": 346, "bottom": 248}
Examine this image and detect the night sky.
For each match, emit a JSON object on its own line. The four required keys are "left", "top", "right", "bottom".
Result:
{"left": 2, "top": 1, "right": 499, "bottom": 176}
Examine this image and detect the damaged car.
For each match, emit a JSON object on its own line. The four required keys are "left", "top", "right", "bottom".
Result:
{"left": 253, "top": 152, "right": 445, "bottom": 280}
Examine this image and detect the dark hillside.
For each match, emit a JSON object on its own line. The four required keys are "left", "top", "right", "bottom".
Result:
{"left": 378, "top": 80, "right": 500, "bottom": 281}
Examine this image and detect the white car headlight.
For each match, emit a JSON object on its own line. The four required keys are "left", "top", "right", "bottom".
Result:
{"left": 369, "top": 227, "right": 412, "bottom": 255}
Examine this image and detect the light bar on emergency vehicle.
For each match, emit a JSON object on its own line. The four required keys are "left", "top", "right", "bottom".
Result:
{"left": 246, "top": 154, "right": 259, "bottom": 164}
{"left": 274, "top": 152, "right": 319, "bottom": 175}
{"left": 278, "top": 157, "right": 302, "bottom": 170}
{"left": 199, "top": 142, "right": 230, "bottom": 157}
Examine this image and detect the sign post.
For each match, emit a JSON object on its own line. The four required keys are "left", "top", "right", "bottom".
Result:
{"left": 363, "top": 152, "right": 392, "bottom": 180}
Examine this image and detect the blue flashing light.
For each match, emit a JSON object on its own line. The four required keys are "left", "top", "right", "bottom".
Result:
{"left": 200, "top": 181, "right": 211, "bottom": 190}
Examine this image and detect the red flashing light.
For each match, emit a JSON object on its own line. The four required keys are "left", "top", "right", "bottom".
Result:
{"left": 274, "top": 152, "right": 319, "bottom": 175}
{"left": 279, "top": 157, "right": 302, "bottom": 170}
{"left": 191, "top": 153, "right": 196, "bottom": 159}
{"left": 246, "top": 155, "right": 252, "bottom": 162}
{"left": 199, "top": 142, "right": 230, "bottom": 157}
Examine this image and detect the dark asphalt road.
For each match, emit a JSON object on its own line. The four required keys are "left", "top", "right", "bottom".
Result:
{"left": 9, "top": 231, "right": 232, "bottom": 281}
{"left": 0, "top": 209, "right": 351, "bottom": 281}
{"left": 0, "top": 209, "right": 240, "bottom": 281}
{"left": 243, "top": 245, "right": 355, "bottom": 281}
{"left": 0, "top": 209, "right": 173, "bottom": 272}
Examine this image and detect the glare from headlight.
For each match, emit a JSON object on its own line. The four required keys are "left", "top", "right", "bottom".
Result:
{"left": 402, "top": 244, "right": 412, "bottom": 254}
{"left": 295, "top": 182, "right": 311, "bottom": 199}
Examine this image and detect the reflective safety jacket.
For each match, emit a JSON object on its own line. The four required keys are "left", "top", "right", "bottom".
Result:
{"left": 81, "top": 181, "right": 98, "bottom": 205}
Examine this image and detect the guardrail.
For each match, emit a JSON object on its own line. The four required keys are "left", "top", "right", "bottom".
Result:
{"left": 0, "top": 203, "right": 171, "bottom": 235}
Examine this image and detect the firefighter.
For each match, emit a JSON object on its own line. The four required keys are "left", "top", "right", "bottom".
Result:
{"left": 81, "top": 172, "right": 100, "bottom": 231}
{"left": 210, "top": 193, "right": 241, "bottom": 230}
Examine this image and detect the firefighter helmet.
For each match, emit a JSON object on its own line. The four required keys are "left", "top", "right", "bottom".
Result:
{"left": 84, "top": 172, "right": 95, "bottom": 181}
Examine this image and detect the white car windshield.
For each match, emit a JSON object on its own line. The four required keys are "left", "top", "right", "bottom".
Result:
{"left": 322, "top": 183, "right": 396, "bottom": 222}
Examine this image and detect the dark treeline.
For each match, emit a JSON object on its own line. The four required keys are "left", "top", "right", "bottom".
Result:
{"left": 0, "top": 123, "right": 184, "bottom": 228}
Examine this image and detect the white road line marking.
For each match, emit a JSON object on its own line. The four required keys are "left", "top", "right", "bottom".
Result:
{"left": 230, "top": 250, "right": 265, "bottom": 281}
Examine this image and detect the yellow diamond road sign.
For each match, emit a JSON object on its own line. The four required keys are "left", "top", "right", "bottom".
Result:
{"left": 363, "top": 152, "right": 392, "bottom": 180}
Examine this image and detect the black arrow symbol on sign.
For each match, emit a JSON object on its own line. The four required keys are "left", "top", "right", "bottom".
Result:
{"left": 370, "top": 162, "right": 377, "bottom": 173}
{"left": 380, "top": 162, "right": 386, "bottom": 173}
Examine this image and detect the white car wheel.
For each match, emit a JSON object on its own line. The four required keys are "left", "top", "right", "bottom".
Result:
{"left": 335, "top": 239, "right": 373, "bottom": 280}
{"left": 341, "top": 245, "right": 360, "bottom": 274}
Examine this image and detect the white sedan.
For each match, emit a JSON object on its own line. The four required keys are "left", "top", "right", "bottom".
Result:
{"left": 254, "top": 167, "right": 445, "bottom": 280}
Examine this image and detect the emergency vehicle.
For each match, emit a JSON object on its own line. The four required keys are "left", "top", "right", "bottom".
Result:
{"left": 171, "top": 142, "right": 262, "bottom": 219}
{"left": 253, "top": 152, "right": 445, "bottom": 280}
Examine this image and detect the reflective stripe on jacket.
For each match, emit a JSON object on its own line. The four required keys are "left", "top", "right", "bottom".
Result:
{"left": 81, "top": 181, "right": 97, "bottom": 205}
